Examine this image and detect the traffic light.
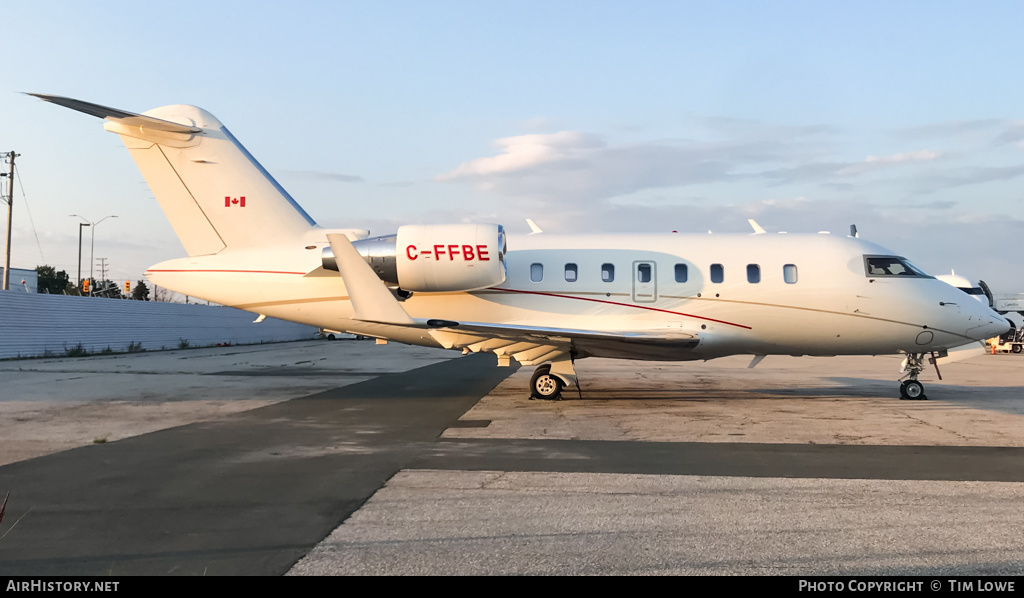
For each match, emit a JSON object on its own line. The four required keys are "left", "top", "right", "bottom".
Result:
{"left": 82, "top": 279, "right": 90, "bottom": 294}
{"left": 125, "top": 281, "right": 131, "bottom": 294}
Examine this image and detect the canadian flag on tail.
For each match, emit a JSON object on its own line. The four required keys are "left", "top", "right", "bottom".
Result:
{"left": 224, "top": 196, "right": 246, "bottom": 208}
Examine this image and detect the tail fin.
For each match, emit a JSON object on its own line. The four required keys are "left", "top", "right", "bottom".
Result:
{"left": 29, "top": 94, "right": 317, "bottom": 256}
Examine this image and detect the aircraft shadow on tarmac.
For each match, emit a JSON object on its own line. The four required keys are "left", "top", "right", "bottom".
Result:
{"left": 552, "top": 377, "right": 1024, "bottom": 410}
{"left": 551, "top": 377, "right": 885, "bottom": 401}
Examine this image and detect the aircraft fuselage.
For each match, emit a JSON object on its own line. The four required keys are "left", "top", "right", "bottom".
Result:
{"left": 146, "top": 230, "right": 1006, "bottom": 361}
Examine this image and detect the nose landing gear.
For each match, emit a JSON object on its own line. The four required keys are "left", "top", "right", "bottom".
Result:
{"left": 900, "top": 379, "right": 926, "bottom": 400}
{"left": 898, "top": 353, "right": 931, "bottom": 400}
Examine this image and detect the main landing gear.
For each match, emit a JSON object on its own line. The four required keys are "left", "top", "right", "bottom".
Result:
{"left": 530, "top": 364, "right": 563, "bottom": 400}
{"left": 898, "top": 353, "right": 929, "bottom": 400}
{"left": 529, "top": 358, "right": 578, "bottom": 400}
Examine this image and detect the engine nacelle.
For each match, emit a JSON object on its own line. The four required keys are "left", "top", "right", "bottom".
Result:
{"left": 397, "top": 224, "right": 506, "bottom": 292}
{"left": 323, "top": 223, "right": 507, "bottom": 292}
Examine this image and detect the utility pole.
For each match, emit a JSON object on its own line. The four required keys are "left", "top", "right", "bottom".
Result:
{"left": 2, "top": 151, "right": 18, "bottom": 291}
{"left": 95, "top": 257, "right": 108, "bottom": 282}
{"left": 95, "top": 257, "right": 109, "bottom": 296}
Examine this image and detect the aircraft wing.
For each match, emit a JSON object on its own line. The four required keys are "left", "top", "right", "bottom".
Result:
{"left": 325, "top": 231, "right": 701, "bottom": 364}
{"left": 425, "top": 320, "right": 701, "bottom": 364}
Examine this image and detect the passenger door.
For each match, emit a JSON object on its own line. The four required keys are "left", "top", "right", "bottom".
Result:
{"left": 632, "top": 261, "right": 657, "bottom": 303}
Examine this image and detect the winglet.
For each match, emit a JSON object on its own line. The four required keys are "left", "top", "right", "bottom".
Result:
{"left": 26, "top": 93, "right": 202, "bottom": 134}
{"left": 525, "top": 218, "right": 543, "bottom": 234}
{"left": 748, "top": 219, "right": 766, "bottom": 234}
{"left": 327, "top": 233, "right": 415, "bottom": 325}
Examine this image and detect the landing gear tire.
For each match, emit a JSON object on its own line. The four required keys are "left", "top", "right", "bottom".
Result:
{"left": 530, "top": 364, "right": 564, "bottom": 400}
{"left": 900, "top": 380, "right": 927, "bottom": 401}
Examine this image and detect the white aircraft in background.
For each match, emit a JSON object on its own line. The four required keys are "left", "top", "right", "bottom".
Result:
{"left": 936, "top": 271, "right": 992, "bottom": 306}
{"left": 31, "top": 94, "right": 1009, "bottom": 401}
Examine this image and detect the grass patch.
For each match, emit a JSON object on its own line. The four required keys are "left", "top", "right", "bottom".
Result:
{"left": 64, "top": 343, "right": 90, "bottom": 358}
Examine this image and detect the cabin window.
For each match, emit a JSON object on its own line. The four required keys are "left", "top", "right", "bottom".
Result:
{"left": 783, "top": 264, "right": 798, "bottom": 284}
{"left": 747, "top": 264, "right": 760, "bottom": 284}
{"left": 530, "top": 263, "right": 543, "bottom": 282}
{"left": 601, "top": 263, "right": 615, "bottom": 282}
{"left": 674, "top": 264, "right": 688, "bottom": 283}
{"left": 564, "top": 263, "right": 578, "bottom": 282}
{"left": 637, "top": 263, "right": 652, "bottom": 283}
{"left": 864, "top": 256, "right": 930, "bottom": 277}
{"left": 710, "top": 263, "right": 724, "bottom": 283}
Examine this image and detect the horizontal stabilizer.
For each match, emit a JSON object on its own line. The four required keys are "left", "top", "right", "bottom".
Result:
{"left": 27, "top": 93, "right": 201, "bottom": 134}
{"left": 32, "top": 92, "right": 319, "bottom": 256}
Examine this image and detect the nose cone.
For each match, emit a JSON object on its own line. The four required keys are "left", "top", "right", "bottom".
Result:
{"left": 964, "top": 304, "right": 1011, "bottom": 341}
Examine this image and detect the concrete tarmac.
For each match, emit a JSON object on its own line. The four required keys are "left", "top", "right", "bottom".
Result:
{"left": 0, "top": 347, "right": 505, "bottom": 575}
{"left": 1, "top": 341, "right": 1022, "bottom": 575}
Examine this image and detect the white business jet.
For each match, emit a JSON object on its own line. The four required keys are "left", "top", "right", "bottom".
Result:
{"left": 31, "top": 94, "right": 1009, "bottom": 401}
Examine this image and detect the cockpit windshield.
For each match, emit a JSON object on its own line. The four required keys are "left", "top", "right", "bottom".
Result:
{"left": 864, "top": 255, "right": 931, "bottom": 277}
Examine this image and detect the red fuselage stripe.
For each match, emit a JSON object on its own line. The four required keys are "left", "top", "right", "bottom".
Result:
{"left": 490, "top": 288, "right": 752, "bottom": 329}
{"left": 144, "top": 270, "right": 751, "bottom": 330}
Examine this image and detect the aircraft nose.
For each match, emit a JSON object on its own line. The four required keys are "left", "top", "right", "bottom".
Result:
{"left": 988, "top": 313, "right": 1012, "bottom": 337}
{"left": 965, "top": 309, "right": 1011, "bottom": 341}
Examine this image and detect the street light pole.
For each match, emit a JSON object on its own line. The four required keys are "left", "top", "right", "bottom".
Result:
{"left": 77, "top": 222, "right": 89, "bottom": 292}
{"left": 71, "top": 214, "right": 116, "bottom": 296}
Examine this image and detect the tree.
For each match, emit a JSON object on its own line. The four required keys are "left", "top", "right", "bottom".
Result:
{"left": 36, "top": 265, "right": 72, "bottom": 295}
{"left": 92, "top": 279, "right": 125, "bottom": 299}
{"left": 153, "top": 285, "right": 174, "bottom": 302}
{"left": 132, "top": 279, "right": 150, "bottom": 301}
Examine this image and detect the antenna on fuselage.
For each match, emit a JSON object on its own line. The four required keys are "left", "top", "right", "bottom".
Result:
{"left": 850, "top": 224, "right": 859, "bottom": 238}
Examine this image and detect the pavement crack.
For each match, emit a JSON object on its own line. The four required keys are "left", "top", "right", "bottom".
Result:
{"left": 900, "top": 411, "right": 973, "bottom": 443}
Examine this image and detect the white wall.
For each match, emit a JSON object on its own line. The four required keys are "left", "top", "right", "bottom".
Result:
{"left": 0, "top": 291, "right": 316, "bottom": 359}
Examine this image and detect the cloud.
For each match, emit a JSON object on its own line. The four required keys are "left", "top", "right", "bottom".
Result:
{"left": 897, "top": 119, "right": 1004, "bottom": 140}
{"left": 437, "top": 132, "right": 605, "bottom": 180}
{"left": 757, "top": 150, "right": 942, "bottom": 185}
{"left": 912, "top": 163, "right": 1024, "bottom": 193}
{"left": 436, "top": 131, "right": 790, "bottom": 203}
{"left": 993, "top": 121, "right": 1024, "bottom": 147}
{"left": 437, "top": 125, "right": 951, "bottom": 202}
{"left": 836, "top": 150, "right": 943, "bottom": 175}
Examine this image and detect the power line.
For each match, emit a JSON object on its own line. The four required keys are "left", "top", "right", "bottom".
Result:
{"left": 13, "top": 163, "right": 45, "bottom": 264}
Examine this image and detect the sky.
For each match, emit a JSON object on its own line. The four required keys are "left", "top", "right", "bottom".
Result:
{"left": 2, "top": 1, "right": 1023, "bottom": 291}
